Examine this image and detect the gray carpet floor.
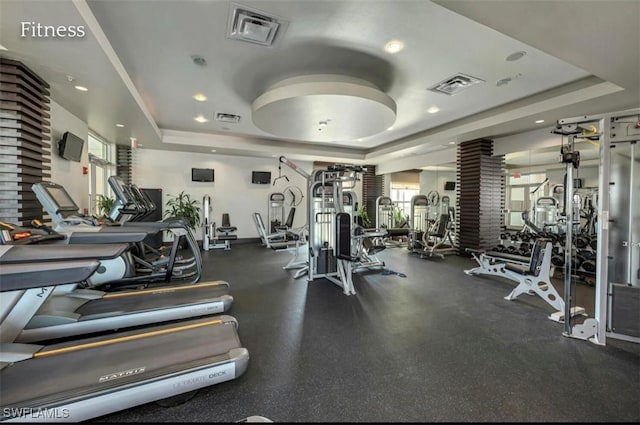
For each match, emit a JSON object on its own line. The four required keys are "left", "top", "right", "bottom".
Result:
{"left": 96, "top": 242, "right": 640, "bottom": 422}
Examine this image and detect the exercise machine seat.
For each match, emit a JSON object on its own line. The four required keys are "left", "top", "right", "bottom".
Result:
{"left": 275, "top": 207, "right": 296, "bottom": 232}
{"left": 356, "top": 226, "right": 386, "bottom": 254}
{"left": 429, "top": 214, "right": 450, "bottom": 238}
{"left": 216, "top": 213, "right": 238, "bottom": 241}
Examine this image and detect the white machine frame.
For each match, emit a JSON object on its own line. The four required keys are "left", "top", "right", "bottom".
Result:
{"left": 555, "top": 108, "right": 640, "bottom": 345}
{"left": 465, "top": 239, "right": 585, "bottom": 322}
{"left": 202, "top": 195, "right": 237, "bottom": 251}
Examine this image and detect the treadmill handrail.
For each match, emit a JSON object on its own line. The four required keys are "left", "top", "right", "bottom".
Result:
{"left": 0, "top": 260, "right": 101, "bottom": 291}
{"left": 0, "top": 243, "right": 129, "bottom": 265}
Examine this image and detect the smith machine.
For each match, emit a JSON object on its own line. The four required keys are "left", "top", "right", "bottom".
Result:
{"left": 555, "top": 108, "right": 639, "bottom": 345}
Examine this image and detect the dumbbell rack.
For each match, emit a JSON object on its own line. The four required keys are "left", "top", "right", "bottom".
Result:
{"left": 549, "top": 232, "right": 597, "bottom": 286}
{"left": 495, "top": 231, "right": 597, "bottom": 285}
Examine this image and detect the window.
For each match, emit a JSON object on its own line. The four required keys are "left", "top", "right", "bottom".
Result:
{"left": 389, "top": 171, "right": 420, "bottom": 224}
{"left": 88, "top": 133, "right": 115, "bottom": 216}
{"left": 390, "top": 184, "right": 419, "bottom": 224}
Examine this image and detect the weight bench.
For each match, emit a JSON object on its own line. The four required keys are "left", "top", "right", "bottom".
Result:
{"left": 381, "top": 227, "right": 410, "bottom": 248}
{"left": 464, "top": 238, "right": 585, "bottom": 323}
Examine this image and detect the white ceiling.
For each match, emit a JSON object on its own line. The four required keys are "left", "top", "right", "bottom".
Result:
{"left": 1, "top": 0, "right": 638, "bottom": 170}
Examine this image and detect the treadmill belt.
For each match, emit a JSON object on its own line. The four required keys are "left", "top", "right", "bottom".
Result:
{"left": 76, "top": 283, "right": 230, "bottom": 316}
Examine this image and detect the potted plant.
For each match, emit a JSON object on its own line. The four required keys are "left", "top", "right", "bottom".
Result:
{"left": 164, "top": 191, "right": 201, "bottom": 230}
{"left": 393, "top": 206, "right": 408, "bottom": 228}
{"left": 96, "top": 194, "right": 116, "bottom": 218}
{"left": 356, "top": 206, "right": 372, "bottom": 228}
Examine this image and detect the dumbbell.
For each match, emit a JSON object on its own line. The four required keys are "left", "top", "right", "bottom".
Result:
{"left": 575, "top": 235, "right": 591, "bottom": 249}
{"left": 582, "top": 260, "right": 596, "bottom": 273}
{"left": 589, "top": 238, "right": 598, "bottom": 250}
{"left": 578, "top": 250, "right": 594, "bottom": 260}
{"left": 551, "top": 255, "right": 564, "bottom": 267}
{"left": 518, "top": 248, "right": 531, "bottom": 256}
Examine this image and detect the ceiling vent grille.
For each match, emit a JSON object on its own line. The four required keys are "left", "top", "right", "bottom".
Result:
{"left": 227, "top": 4, "right": 288, "bottom": 47}
{"left": 215, "top": 113, "right": 241, "bottom": 123}
{"left": 428, "top": 73, "right": 485, "bottom": 96}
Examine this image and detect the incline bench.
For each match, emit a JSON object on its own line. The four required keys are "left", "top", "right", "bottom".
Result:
{"left": 464, "top": 238, "right": 585, "bottom": 323}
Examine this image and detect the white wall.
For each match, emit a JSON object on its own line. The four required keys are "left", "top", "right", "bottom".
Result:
{"left": 49, "top": 100, "right": 90, "bottom": 212}
{"left": 132, "top": 149, "right": 313, "bottom": 240}
{"left": 419, "top": 170, "right": 457, "bottom": 209}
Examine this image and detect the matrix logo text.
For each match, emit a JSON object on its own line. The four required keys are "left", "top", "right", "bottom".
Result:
{"left": 21, "top": 22, "right": 85, "bottom": 38}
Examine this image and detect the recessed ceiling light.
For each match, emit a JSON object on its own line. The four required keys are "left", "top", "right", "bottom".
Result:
{"left": 194, "top": 115, "right": 209, "bottom": 123}
{"left": 448, "top": 141, "right": 456, "bottom": 145}
{"left": 193, "top": 93, "right": 208, "bottom": 102}
{"left": 211, "top": 149, "right": 217, "bottom": 153}
{"left": 384, "top": 39, "right": 404, "bottom": 54}
{"left": 357, "top": 138, "right": 363, "bottom": 142}
{"left": 387, "top": 126, "right": 394, "bottom": 131}
{"left": 115, "top": 124, "right": 125, "bottom": 128}
{"left": 535, "top": 119, "right": 545, "bottom": 124}
{"left": 506, "top": 51, "right": 527, "bottom": 62}
{"left": 74, "top": 85, "right": 88, "bottom": 92}
{"left": 427, "top": 106, "right": 440, "bottom": 114}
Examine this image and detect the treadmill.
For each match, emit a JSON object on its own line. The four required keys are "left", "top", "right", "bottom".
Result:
{"left": 32, "top": 181, "right": 202, "bottom": 287}
{"left": 106, "top": 177, "right": 199, "bottom": 277}
{"left": 0, "top": 245, "right": 248, "bottom": 422}
{"left": 0, "top": 242, "right": 233, "bottom": 344}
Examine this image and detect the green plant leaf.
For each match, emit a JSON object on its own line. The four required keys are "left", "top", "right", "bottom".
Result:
{"left": 164, "top": 191, "right": 201, "bottom": 229}
{"left": 97, "top": 195, "right": 116, "bottom": 217}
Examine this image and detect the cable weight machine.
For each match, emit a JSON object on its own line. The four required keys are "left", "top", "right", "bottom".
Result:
{"left": 555, "top": 108, "right": 640, "bottom": 345}
{"left": 307, "top": 164, "right": 366, "bottom": 295}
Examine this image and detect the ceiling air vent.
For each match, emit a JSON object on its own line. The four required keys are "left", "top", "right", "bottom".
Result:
{"left": 215, "top": 113, "right": 241, "bottom": 124}
{"left": 227, "top": 3, "right": 288, "bottom": 47}
{"left": 428, "top": 73, "right": 485, "bottom": 96}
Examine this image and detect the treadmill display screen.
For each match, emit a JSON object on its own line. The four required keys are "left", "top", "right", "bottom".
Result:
{"left": 47, "top": 185, "right": 78, "bottom": 210}
{"left": 109, "top": 176, "right": 131, "bottom": 203}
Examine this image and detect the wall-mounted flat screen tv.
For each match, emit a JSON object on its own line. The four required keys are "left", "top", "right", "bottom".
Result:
{"left": 58, "top": 131, "right": 85, "bottom": 162}
{"left": 252, "top": 171, "right": 271, "bottom": 184}
{"left": 444, "top": 181, "right": 456, "bottom": 191}
{"left": 192, "top": 168, "right": 214, "bottom": 182}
